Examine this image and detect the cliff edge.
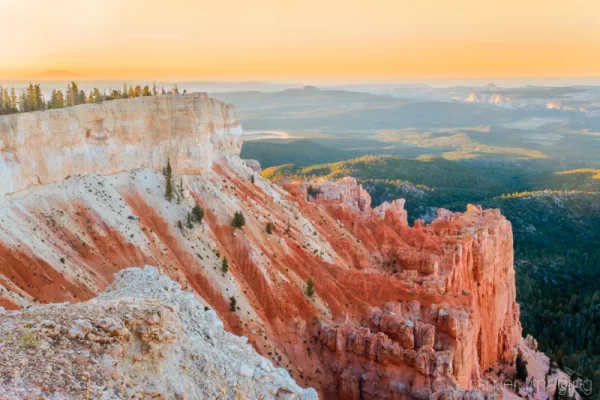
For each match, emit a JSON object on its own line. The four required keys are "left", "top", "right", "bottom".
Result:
{"left": 0, "top": 93, "right": 242, "bottom": 198}
{"left": 0, "top": 95, "right": 523, "bottom": 399}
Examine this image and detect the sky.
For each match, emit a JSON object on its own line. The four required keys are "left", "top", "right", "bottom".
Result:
{"left": 1, "top": 0, "right": 599, "bottom": 82}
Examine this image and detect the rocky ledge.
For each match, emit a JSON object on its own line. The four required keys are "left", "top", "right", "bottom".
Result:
{"left": 0, "top": 266, "right": 317, "bottom": 400}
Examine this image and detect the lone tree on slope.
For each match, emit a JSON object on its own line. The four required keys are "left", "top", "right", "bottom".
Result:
{"left": 306, "top": 277, "right": 315, "bottom": 298}
{"left": 191, "top": 204, "right": 204, "bottom": 224}
{"left": 164, "top": 159, "right": 174, "bottom": 202}
{"left": 516, "top": 353, "right": 528, "bottom": 382}
{"left": 222, "top": 257, "right": 229, "bottom": 274}
{"left": 232, "top": 211, "right": 246, "bottom": 229}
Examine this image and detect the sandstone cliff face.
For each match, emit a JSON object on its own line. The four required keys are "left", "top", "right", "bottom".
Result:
{"left": 0, "top": 95, "right": 522, "bottom": 399}
{"left": 0, "top": 93, "right": 241, "bottom": 198}
{"left": 281, "top": 179, "right": 521, "bottom": 397}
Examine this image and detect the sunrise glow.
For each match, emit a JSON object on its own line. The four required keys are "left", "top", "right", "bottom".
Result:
{"left": 1, "top": 0, "right": 599, "bottom": 81}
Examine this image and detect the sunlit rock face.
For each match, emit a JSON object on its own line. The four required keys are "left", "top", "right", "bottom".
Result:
{"left": 0, "top": 93, "right": 241, "bottom": 198}
{"left": 0, "top": 95, "right": 522, "bottom": 399}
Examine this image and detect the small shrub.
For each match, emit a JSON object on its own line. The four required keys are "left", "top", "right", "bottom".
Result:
{"left": 177, "top": 220, "right": 183, "bottom": 230}
{"left": 251, "top": 174, "right": 255, "bottom": 184}
{"left": 186, "top": 212, "right": 193, "bottom": 229}
{"left": 266, "top": 222, "right": 273, "bottom": 234}
{"left": 229, "top": 296, "right": 237, "bottom": 312}
{"left": 222, "top": 257, "right": 229, "bottom": 274}
{"left": 306, "top": 277, "right": 315, "bottom": 298}
{"left": 20, "top": 330, "right": 42, "bottom": 349}
{"left": 232, "top": 211, "right": 246, "bottom": 229}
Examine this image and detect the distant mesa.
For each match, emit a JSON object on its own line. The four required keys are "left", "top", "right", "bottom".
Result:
{"left": 27, "top": 69, "right": 82, "bottom": 81}
{"left": 281, "top": 85, "right": 320, "bottom": 94}
{"left": 483, "top": 82, "right": 497, "bottom": 90}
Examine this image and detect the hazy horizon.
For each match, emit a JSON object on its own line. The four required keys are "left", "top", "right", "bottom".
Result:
{"left": 3, "top": 76, "right": 600, "bottom": 89}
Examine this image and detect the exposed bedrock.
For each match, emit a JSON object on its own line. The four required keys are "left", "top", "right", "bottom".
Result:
{"left": 0, "top": 95, "right": 521, "bottom": 399}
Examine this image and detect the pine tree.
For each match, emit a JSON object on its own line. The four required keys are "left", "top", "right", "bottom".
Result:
{"left": 306, "top": 277, "right": 315, "bottom": 297}
{"left": 0, "top": 86, "right": 9, "bottom": 115}
{"left": 19, "top": 89, "right": 29, "bottom": 112}
{"left": 186, "top": 212, "right": 193, "bottom": 229}
{"left": 232, "top": 211, "right": 246, "bottom": 229}
{"left": 192, "top": 204, "right": 204, "bottom": 224}
{"left": 266, "top": 222, "right": 272, "bottom": 234}
{"left": 229, "top": 296, "right": 237, "bottom": 312}
{"left": 222, "top": 257, "right": 229, "bottom": 274}
{"left": 165, "top": 178, "right": 174, "bottom": 202}
{"left": 91, "top": 88, "right": 103, "bottom": 103}
{"left": 66, "top": 81, "right": 80, "bottom": 106}
{"left": 28, "top": 83, "right": 36, "bottom": 111}
{"left": 142, "top": 85, "right": 152, "bottom": 96}
{"left": 164, "top": 158, "right": 172, "bottom": 178}
{"left": 9, "top": 88, "right": 16, "bottom": 112}
{"left": 77, "top": 90, "right": 86, "bottom": 105}
{"left": 251, "top": 174, "right": 255, "bottom": 184}
{"left": 164, "top": 159, "right": 174, "bottom": 202}
{"left": 516, "top": 353, "right": 528, "bottom": 382}
{"left": 48, "top": 90, "right": 57, "bottom": 109}
{"left": 34, "top": 84, "right": 44, "bottom": 110}
{"left": 55, "top": 90, "right": 65, "bottom": 108}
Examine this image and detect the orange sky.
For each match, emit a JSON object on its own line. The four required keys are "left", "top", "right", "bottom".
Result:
{"left": 1, "top": 0, "right": 599, "bottom": 81}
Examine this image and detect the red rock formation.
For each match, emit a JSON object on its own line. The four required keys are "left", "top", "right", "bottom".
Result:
{"left": 0, "top": 96, "right": 522, "bottom": 399}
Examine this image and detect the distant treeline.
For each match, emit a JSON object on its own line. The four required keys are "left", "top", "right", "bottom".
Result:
{"left": 0, "top": 82, "right": 184, "bottom": 115}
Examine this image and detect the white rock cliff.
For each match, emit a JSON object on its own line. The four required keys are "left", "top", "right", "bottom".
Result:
{"left": 0, "top": 93, "right": 242, "bottom": 198}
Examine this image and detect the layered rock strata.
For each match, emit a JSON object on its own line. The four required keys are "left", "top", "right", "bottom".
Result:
{"left": 0, "top": 95, "right": 522, "bottom": 399}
